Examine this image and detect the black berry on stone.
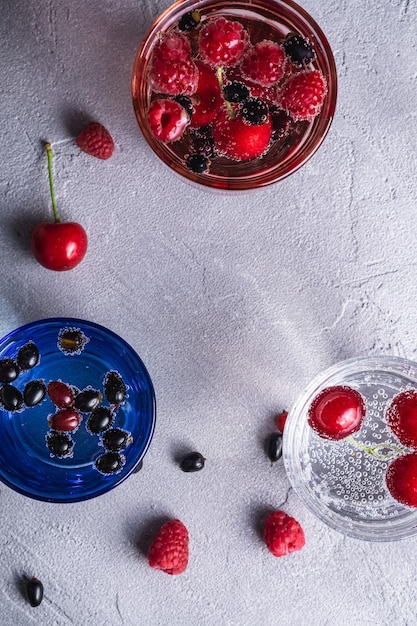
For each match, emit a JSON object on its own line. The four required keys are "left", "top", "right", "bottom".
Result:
{"left": 87, "top": 406, "right": 114, "bottom": 434}
{"left": 283, "top": 34, "right": 316, "bottom": 67}
{"left": 0, "top": 384, "right": 23, "bottom": 411}
{"left": 174, "top": 95, "right": 194, "bottom": 119}
{"left": 17, "top": 342, "right": 40, "bottom": 370}
{"left": 178, "top": 10, "right": 201, "bottom": 31}
{"left": 241, "top": 98, "right": 269, "bottom": 125}
{"left": 185, "top": 154, "right": 209, "bottom": 174}
{"left": 25, "top": 577, "right": 44, "bottom": 607}
{"left": 223, "top": 81, "right": 250, "bottom": 103}
{"left": 179, "top": 451, "right": 206, "bottom": 472}
{"left": 95, "top": 451, "right": 125, "bottom": 475}
{"left": 23, "top": 380, "right": 47, "bottom": 407}
{"left": 46, "top": 431, "right": 73, "bottom": 457}
{"left": 0, "top": 358, "right": 19, "bottom": 383}
{"left": 104, "top": 371, "right": 126, "bottom": 405}
{"left": 266, "top": 432, "right": 283, "bottom": 465}
{"left": 102, "top": 428, "right": 132, "bottom": 452}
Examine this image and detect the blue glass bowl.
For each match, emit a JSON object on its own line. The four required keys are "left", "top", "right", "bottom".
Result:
{"left": 0, "top": 318, "right": 156, "bottom": 503}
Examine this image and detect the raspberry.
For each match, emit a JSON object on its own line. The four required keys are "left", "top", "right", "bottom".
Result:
{"left": 279, "top": 69, "right": 327, "bottom": 121}
{"left": 76, "top": 122, "right": 114, "bottom": 160}
{"left": 240, "top": 41, "right": 287, "bottom": 87}
{"left": 149, "top": 32, "right": 198, "bottom": 96}
{"left": 386, "top": 452, "right": 417, "bottom": 507}
{"left": 147, "top": 99, "right": 190, "bottom": 143}
{"left": 213, "top": 106, "right": 272, "bottom": 161}
{"left": 148, "top": 519, "right": 189, "bottom": 575}
{"left": 308, "top": 385, "right": 365, "bottom": 441}
{"left": 263, "top": 511, "right": 305, "bottom": 557}
{"left": 386, "top": 390, "right": 417, "bottom": 448}
{"left": 199, "top": 17, "right": 249, "bottom": 67}
{"left": 189, "top": 61, "right": 222, "bottom": 128}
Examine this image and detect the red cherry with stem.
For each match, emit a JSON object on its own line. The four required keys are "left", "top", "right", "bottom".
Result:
{"left": 308, "top": 385, "right": 365, "bottom": 441}
{"left": 386, "top": 452, "right": 417, "bottom": 507}
{"left": 30, "top": 142, "right": 88, "bottom": 271}
{"left": 386, "top": 390, "right": 417, "bottom": 448}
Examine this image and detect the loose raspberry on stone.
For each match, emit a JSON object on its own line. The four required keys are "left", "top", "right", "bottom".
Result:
{"left": 76, "top": 122, "right": 114, "bottom": 160}
{"left": 386, "top": 452, "right": 417, "bottom": 508}
{"left": 213, "top": 105, "right": 272, "bottom": 161}
{"left": 199, "top": 17, "right": 249, "bottom": 67}
{"left": 240, "top": 40, "right": 287, "bottom": 87}
{"left": 148, "top": 99, "right": 190, "bottom": 142}
{"left": 263, "top": 511, "right": 305, "bottom": 557}
{"left": 189, "top": 61, "right": 223, "bottom": 128}
{"left": 148, "top": 519, "right": 189, "bottom": 575}
{"left": 149, "top": 32, "right": 198, "bottom": 96}
{"left": 279, "top": 69, "right": 327, "bottom": 121}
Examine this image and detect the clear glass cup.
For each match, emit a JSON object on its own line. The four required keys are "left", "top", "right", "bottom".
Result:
{"left": 283, "top": 356, "right": 417, "bottom": 541}
{"left": 132, "top": 0, "right": 337, "bottom": 192}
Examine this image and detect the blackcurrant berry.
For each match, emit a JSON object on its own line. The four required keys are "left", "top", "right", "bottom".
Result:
{"left": 17, "top": 342, "right": 40, "bottom": 370}
{"left": 270, "top": 106, "right": 292, "bottom": 140}
{"left": 46, "top": 431, "right": 73, "bottom": 457}
{"left": 102, "top": 428, "right": 132, "bottom": 452}
{"left": 74, "top": 388, "right": 101, "bottom": 412}
{"left": 223, "top": 81, "right": 250, "bottom": 103}
{"left": 179, "top": 451, "right": 206, "bottom": 472}
{"left": 283, "top": 34, "right": 316, "bottom": 67}
{"left": 173, "top": 95, "right": 194, "bottom": 119}
{"left": 0, "top": 384, "right": 23, "bottom": 411}
{"left": 25, "top": 577, "right": 44, "bottom": 607}
{"left": 178, "top": 10, "right": 201, "bottom": 31}
{"left": 95, "top": 451, "right": 125, "bottom": 475}
{"left": 23, "top": 380, "right": 46, "bottom": 407}
{"left": 241, "top": 98, "right": 269, "bottom": 126}
{"left": 104, "top": 371, "right": 126, "bottom": 405}
{"left": 185, "top": 154, "right": 209, "bottom": 174}
{"left": 190, "top": 129, "right": 216, "bottom": 158}
{"left": 58, "top": 327, "right": 88, "bottom": 355}
{"left": 0, "top": 358, "right": 19, "bottom": 383}
{"left": 266, "top": 432, "right": 283, "bottom": 465}
{"left": 87, "top": 406, "right": 114, "bottom": 434}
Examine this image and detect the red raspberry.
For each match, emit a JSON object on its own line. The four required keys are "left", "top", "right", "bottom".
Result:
{"left": 386, "top": 390, "right": 417, "bottom": 448}
{"left": 307, "top": 385, "right": 365, "bottom": 441}
{"left": 149, "top": 32, "right": 198, "bottom": 96}
{"left": 279, "top": 69, "right": 327, "bottom": 121}
{"left": 148, "top": 519, "right": 189, "bottom": 575}
{"left": 263, "top": 511, "right": 305, "bottom": 557}
{"left": 199, "top": 17, "right": 249, "bottom": 67}
{"left": 76, "top": 122, "right": 114, "bottom": 160}
{"left": 189, "top": 61, "right": 222, "bottom": 128}
{"left": 240, "top": 41, "right": 287, "bottom": 87}
{"left": 386, "top": 452, "right": 417, "bottom": 507}
{"left": 148, "top": 99, "right": 190, "bottom": 143}
{"left": 213, "top": 106, "right": 272, "bottom": 161}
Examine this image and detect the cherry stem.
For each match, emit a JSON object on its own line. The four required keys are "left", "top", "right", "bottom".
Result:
{"left": 347, "top": 436, "right": 406, "bottom": 460}
{"left": 45, "top": 142, "right": 60, "bottom": 223}
{"left": 216, "top": 66, "right": 236, "bottom": 120}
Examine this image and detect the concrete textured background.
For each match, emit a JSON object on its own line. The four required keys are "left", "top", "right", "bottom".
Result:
{"left": 1, "top": 0, "right": 417, "bottom": 624}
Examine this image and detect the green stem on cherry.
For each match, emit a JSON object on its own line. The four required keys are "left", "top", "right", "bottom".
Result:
{"left": 45, "top": 142, "right": 60, "bottom": 223}
{"left": 347, "top": 436, "right": 406, "bottom": 460}
{"left": 216, "top": 66, "right": 236, "bottom": 120}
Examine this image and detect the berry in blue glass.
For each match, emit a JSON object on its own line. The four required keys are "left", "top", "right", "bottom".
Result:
{"left": 0, "top": 384, "right": 23, "bottom": 411}
{"left": 23, "top": 380, "right": 46, "bottom": 407}
{"left": 0, "top": 358, "right": 19, "bottom": 383}
{"left": 17, "top": 342, "right": 40, "bottom": 370}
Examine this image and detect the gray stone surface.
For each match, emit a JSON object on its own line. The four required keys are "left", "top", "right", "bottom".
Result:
{"left": 1, "top": 0, "right": 417, "bottom": 624}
